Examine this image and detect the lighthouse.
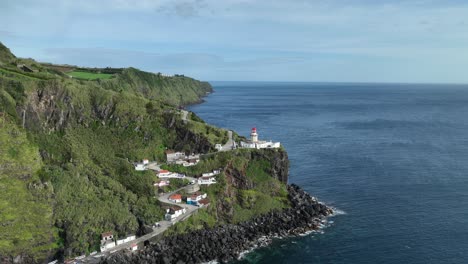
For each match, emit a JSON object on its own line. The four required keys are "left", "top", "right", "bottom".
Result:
{"left": 251, "top": 127, "right": 258, "bottom": 142}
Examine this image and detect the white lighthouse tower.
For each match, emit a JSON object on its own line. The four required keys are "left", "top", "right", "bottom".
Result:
{"left": 240, "top": 127, "right": 280, "bottom": 149}
{"left": 251, "top": 127, "right": 258, "bottom": 142}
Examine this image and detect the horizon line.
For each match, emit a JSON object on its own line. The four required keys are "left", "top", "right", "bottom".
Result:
{"left": 207, "top": 80, "right": 468, "bottom": 86}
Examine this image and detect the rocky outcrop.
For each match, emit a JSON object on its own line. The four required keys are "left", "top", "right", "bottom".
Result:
{"left": 250, "top": 149, "right": 289, "bottom": 184}
{"left": 100, "top": 184, "right": 333, "bottom": 264}
{"left": 164, "top": 113, "right": 213, "bottom": 154}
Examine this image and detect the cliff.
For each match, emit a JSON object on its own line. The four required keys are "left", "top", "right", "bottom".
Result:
{"left": 0, "top": 43, "right": 222, "bottom": 262}
{"left": 0, "top": 42, "right": 331, "bottom": 264}
{"left": 101, "top": 185, "right": 332, "bottom": 264}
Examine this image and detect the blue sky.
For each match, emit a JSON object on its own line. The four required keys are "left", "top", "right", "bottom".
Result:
{"left": 1, "top": 0, "right": 468, "bottom": 83}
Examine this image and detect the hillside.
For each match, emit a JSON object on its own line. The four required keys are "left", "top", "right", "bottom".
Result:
{"left": 0, "top": 42, "right": 15, "bottom": 63}
{"left": 0, "top": 42, "right": 293, "bottom": 263}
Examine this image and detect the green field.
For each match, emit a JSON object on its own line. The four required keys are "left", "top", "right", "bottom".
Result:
{"left": 68, "top": 70, "right": 114, "bottom": 80}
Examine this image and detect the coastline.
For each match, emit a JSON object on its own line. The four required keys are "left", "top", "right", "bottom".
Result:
{"left": 99, "top": 85, "right": 334, "bottom": 264}
{"left": 100, "top": 185, "right": 333, "bottom": 263}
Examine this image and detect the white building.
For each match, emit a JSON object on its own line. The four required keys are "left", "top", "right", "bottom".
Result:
{"left": 130, "top": 243, "right": 138, "bottom": 251}
{"left": 134, "top": 163, "right": 146, "bottom": 171}
{"left": 187, "top": 192, "right": 207, "bottom": 205}
{"left": 202, "top": 170, "right": 221, "bottom": 177}
{"left": 134, "top": 159, "right": 151, "bottom": 171}
{"left": 166, "top": 150, "right": 186, "bottom": 163}
{"left": 240, "top": 128, "right": 281, "bottom": 149}
{"left": 116, "top": 235, "right": 136, "bottom": 245}
{"left": 153, "top": 180, "right": 170, "bottom": 187}
{"left": 100, "top": 232, "right": 116, "bottom": 252}
{"left": 198, "top": 176, "right": 217, "bottom": 185}
{"left": 158, "top": 170, "right": 172, "bottom": 177}
{"left": 166, "top": 150, "right": 200, "bottom": 166}
{"left": 168, "top": 194, "right": 182, "bottom": 203}
{"left": 165, "top": 206, "right": 187, "bottom": 221}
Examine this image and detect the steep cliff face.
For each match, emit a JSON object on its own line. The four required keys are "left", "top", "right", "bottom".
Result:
{"left": 214, "top": 149, "right": 290, "bottom": 223}
{"left": 0, "top": 43, "right": 223, "bottom": 262}
{"left": 0, "top": 43, "right": 301, "bottom": 263}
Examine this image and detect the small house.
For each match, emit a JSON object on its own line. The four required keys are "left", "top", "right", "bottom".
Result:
{"left": 158, "top": 170, "right": 171, "bottom": 177}
{"left": 183, "top": 158, "right": 199, "bottom": 167}
{"left": 186, "top": 192, "right": 207, "bottom": 205}
{"left": 143, "top": 159, "right": 149, "bottom": 165}
{"left": 165, "top": 206, "right": 186, "bottom": 221}
{"left": 130, "top": 243, "right": 138, "bottom": 251}
{"left": 135, "top": 164, "right": 146, "bottom": 171}
{"left": 166, "top": 150, "right": 185, "bottom": 163}
{"left": 198, "top": 176, "right": 217, "bottom": 185}
{"left": 153, "top": 180, "right": 170, "bottom": 187}
{"left": 100, "top": 231, "right": 116, "bottom": 252}
{"left": 198, "top": 198, "right": 211, "bottom": 207}
{"left": 101, "top": 232, "right": 114, "bottom": 241}
{"left": 169, "top": 194, "right": 182, "bottom": 203}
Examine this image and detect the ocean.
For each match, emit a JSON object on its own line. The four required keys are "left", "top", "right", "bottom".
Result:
{"left": 189, "top": 82, "right": 468, "bottom": 264}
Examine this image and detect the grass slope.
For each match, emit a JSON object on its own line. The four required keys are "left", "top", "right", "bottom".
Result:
{"left": 0, "top": 117, "right": 58, "bottom": 259}
{"left": 67, "top": 70, "right": 114, "bottom": 80}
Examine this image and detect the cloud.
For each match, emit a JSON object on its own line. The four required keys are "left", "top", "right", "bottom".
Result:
{"left": 2, "top": 0, "right": 468, "bottom": 82}
{"left": 157, "top": 0, "right": 208, "bottom": 18}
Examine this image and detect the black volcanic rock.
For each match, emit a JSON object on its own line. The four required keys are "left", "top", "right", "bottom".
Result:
{"left": 100, "top": 184, "right": 333, "bottom": 264}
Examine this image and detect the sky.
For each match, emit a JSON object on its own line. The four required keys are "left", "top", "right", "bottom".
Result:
{"left": 1, "top": 0, "right": 468, "bottom": 83}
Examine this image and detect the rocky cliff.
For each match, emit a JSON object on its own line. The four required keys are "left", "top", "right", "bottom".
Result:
{"left": 101, "top": 184, "right": 332, "bottom": 264}
{"left": 0, "top": 42, "right": 332, "bottom": 264}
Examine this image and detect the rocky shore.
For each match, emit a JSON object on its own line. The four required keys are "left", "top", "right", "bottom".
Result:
{"left": 100, "top": 184, "right": 333, "bottom": 264}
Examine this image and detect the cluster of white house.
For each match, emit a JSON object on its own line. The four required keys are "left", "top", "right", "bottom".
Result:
{"left": 240, "top": 128, "right": 281, "bottom": 149}
{"left": 100, "top": 232, "right": 138, "bottom": 252}
{"left": 166, "top": 150, "right": 200, "bottom": 167}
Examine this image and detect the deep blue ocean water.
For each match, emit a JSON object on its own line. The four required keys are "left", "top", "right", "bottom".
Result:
{"left": 189, "top": 82, "right": 468, "bottom": 264}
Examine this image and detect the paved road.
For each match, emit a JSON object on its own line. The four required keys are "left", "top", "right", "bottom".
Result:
{"left": 78, "top": 184, "right": 200, "bottom": 263}
{"left": 219, "top": 130, "right": 236, "bottom": 151}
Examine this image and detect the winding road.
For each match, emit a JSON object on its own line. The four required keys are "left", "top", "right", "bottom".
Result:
{"left": 78, "top": 183, "right": 200, "bottom": 263}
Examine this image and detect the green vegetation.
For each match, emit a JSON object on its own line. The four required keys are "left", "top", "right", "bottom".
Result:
{"left": 0, "top": 41, "right": 289, "bottom": 261}
{"left": 0, "top": 117, "right": 58, "bottom": 259}
{"left": 101, "top": 68, "right": 213, "bottom": 106}
{"left": 0, "top": 42, "right": 15, "bottom": 63}
{"left": 187, "top": 120, "right": 229, "bottom": 146}
{"left": 165, "top": 149, "right": 290, "bottom": 234}
{"left": 67, "top": 70, "right": 114, "bottom": 80}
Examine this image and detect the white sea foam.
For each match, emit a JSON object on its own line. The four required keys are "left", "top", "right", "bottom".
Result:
{"left": 330, "top": 208, "right": 346, "bottom": 216}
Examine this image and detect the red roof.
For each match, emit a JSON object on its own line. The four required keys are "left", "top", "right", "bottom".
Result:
{"left": 165, "top": 150, "right": 175, "bottom": 154}
{"left": 252, "top": 127, "right": 257, "bottom": 131}
{"left": 159, "top": 170, "right": 169, "bottom": 173}
{"left": 169, "top": 194, "right": 182, "bottom": 200}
